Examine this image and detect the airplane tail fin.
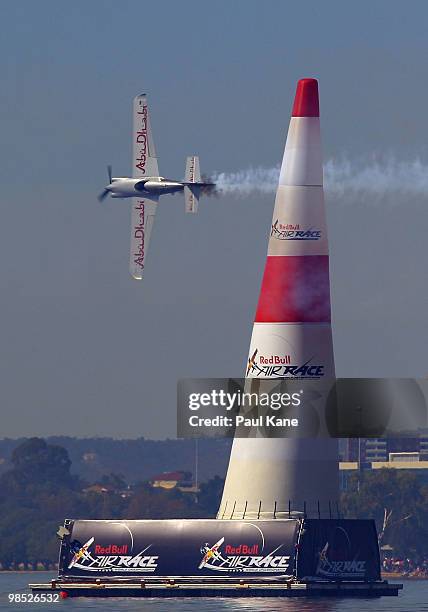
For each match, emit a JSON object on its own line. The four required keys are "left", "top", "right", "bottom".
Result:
{"left": 184, "top": 155, "right": 201, "bottom": 213}
{"left": 185, "top": 155, "right": 201, "bottom": 183}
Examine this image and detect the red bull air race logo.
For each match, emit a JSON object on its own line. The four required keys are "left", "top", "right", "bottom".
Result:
{"left": 198, "top": 537, "right": 290, "bottom": 573}
{"left": 316, "top": 527, "right": 366, "bottom": 579}
{"left": 68, "top": 537, "right": 159, "bottom": 573}
{"left": 271, "top": 220, "right": 321, "bottom": 241}
{"left": 247, "top": 349, "right": 324, "bottom": 378}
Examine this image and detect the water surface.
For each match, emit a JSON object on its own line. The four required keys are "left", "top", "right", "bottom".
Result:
{"left": 0, "top": 572, "right": 425, "bottom": 611}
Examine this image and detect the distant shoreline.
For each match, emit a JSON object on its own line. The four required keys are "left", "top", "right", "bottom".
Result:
{"left": 0, "top": 570, "right": 56, "bottom": 574}
{"left": 382, "top": 572, "right": 428, "bottom": 580}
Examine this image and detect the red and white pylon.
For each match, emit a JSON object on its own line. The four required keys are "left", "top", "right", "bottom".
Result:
{"left": 218, "top": 79, "right": 339, "bottom": 520}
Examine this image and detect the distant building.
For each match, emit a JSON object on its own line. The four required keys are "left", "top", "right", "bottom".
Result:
{"left": 340, "top": 451, "right": 428, "bottom": 490}
{"left": 82, "top": 483, "right": 133, "bottom": 498}
{"left": 340, "top": 432, "right": 428, "bottom": 463}
{"left": 82, "top": 484, "right": 111, "bottom": 494}
{"left": 82, "top": 452, "right": 97, "bottom": 463}
{"left": 149, "top": 471, "right": 196, "bottom": 491}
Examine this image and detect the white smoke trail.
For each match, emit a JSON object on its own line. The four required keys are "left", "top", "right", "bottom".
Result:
{"left": 212, "top": 166, "right": 281, "bottom": 196}
{"left": 212, "top": 157, "right": 428, "bottom": 200}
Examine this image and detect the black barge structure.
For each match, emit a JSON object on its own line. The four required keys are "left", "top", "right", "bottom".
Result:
{"left": 30, "top": 517, "right": 402, "bottom": 598}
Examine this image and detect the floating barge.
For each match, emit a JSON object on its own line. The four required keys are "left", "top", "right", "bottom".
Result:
{"left": 30, "top": 517, "right": 402, "bottom": 598}
{"left": 30, "top": 576, "right": 402, "bottom": 598}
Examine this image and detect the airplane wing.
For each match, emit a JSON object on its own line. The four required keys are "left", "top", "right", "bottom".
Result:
{"left": 129, "top": 194, "right": 158, "bottom": 280}
{"left": 133, "top": 94, "right": 159, "bottom": 178}
{"left": 130, "top": 94, "right": 159, "bottom": 280}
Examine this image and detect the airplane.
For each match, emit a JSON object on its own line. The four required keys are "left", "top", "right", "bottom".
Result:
{"left": 198, "top": 537, "right": 225, "bottom": 569}
{"left": 98, "top": 94, "right": 215, "bottom": 280}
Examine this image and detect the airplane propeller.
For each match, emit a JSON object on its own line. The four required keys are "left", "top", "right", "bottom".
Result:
{"left": 98, "top": 165, "right": 113, "bottom": 202}
{"left": 97, "top": 188, "right": 110, "bottom": 202}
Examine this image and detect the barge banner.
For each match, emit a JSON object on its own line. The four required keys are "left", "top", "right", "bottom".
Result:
{"left": 58, "top": 518, "right": 380, "bottom": 581}
{"left": 60, "top": 519, "right": 298, "bottom": 578}
{"left": 296, "top": 519, "right": 381, "bottom": 581}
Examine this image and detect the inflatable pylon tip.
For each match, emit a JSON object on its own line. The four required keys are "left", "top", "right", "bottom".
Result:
{"left": 292, "top": 78, "right": 319, "bottom": 117}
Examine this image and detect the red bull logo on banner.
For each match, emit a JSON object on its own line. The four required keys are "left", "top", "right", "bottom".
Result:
{"left": 315, "top": 525, "right": 367, "bottom": 579}
{"left": 198, "top": 537, "right": 290, "bottom": 573}
{"left": 68, "top": 537, "right": 159, "bottom": 573}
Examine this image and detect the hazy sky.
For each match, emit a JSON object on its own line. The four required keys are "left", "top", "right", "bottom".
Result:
{"left": 1, "top": 1, "right": 427, "bottom": 438}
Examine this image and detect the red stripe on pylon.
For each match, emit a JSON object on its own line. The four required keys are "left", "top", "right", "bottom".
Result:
{"left": 255, "top": 255, "right": 331, "bottom": 323}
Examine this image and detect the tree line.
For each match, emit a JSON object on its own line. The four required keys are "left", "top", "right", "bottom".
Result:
{"left": 0, "top": 438, "right": 427, "bottom": 567}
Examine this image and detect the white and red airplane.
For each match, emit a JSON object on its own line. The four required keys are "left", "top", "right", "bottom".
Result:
{"left": 98, "top": 94, "right": 214, "bottom": 280}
